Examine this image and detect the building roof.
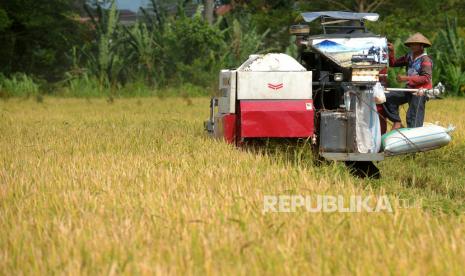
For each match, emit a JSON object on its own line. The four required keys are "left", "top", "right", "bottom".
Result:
{"left": 119, "top": 9, "right": 137, "bottom": 19}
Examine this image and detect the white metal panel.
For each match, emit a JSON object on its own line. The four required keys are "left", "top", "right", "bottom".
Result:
{"left": 237, "top": 71, "right": 312, "bottom": 100}
{"left": 229, "top": 71, "right": 236, "bottom": 112}
{"left": 218, "top": 71, "right": 236, "bottom": 114}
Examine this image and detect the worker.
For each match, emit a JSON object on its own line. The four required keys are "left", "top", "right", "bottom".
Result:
{"left": 383, "top": 33, "right": 433, "bottom": 129}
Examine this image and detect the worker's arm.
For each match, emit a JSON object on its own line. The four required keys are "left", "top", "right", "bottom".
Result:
{"left": 387, "top": 42, "right": 408, "bottom": 67}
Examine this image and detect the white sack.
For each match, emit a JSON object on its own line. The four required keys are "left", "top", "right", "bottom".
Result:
{"left": 355, "top": 88, "right": 382, "bottom": 153}
{"left": 238, "top": 53, "right": 306, "bottom": 72}
{"left": 373, "top": 82, "right": 386, "bottom": 104}
{"left": 382, "top": 123, "right": 454, "bottom": 155}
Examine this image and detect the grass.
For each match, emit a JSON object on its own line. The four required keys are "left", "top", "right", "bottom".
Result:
{"left": 59, "top": 80, "right": 212, "bottom": 98}
{"left": 0, "top": 97, "right": 464, "bottom": 274}
{"left": 0, "top": 73, "right": 39, "bottom": 98}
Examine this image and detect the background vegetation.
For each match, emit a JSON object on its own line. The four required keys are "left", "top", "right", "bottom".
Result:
{"left": 0, "top": 0, "right": 464, "bottom": 97}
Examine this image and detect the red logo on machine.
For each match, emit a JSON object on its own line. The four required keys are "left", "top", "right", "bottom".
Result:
{"left": 267, "top": 83, "right": 284, "bottom": 90}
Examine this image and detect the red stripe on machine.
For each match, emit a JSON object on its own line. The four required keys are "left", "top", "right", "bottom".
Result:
{"left": 267, "top": 83, "right": 284, "bottom": 90}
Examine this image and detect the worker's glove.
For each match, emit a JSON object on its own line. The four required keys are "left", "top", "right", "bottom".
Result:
{"left": 415, "top": 89, "right": 426, "bottom": 97}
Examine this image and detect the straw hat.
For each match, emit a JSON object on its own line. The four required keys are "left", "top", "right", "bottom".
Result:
{"left": 404, "top": 32, "right": 432, "bottom": 47}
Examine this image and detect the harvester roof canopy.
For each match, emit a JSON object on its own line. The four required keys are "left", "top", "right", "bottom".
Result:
{"left": 301, "top": 11, "right": 379, "bottom": 23}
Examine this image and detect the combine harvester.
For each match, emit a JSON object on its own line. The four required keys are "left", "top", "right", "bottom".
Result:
{"left": 204, "top": 11, "right": 454, "bottom": 177}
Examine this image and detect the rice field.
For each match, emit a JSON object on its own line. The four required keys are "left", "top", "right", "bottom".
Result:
{"left": 1, "top": 97, "right": 464, "bottom": 274}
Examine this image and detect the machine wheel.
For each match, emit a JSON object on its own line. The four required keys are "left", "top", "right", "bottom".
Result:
{"left": 345, "top": 161, "right": 381, "bottom": 179}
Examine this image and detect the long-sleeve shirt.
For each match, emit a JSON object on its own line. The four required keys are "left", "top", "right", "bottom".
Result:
{"left": 389, "top": 50, "right": 433, "bottom": 89}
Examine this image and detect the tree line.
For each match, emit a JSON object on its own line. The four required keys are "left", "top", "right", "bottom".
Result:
{"left": 0, "top": 0, "right": 464, "bottom": 97}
